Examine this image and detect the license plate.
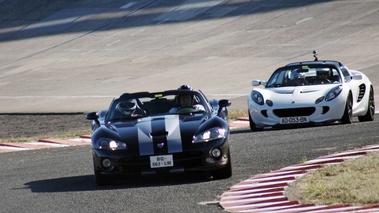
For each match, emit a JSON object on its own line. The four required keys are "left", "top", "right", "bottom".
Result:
{"left": 280, "top": 116, "right": 309, "bottom": 124}
{"left": 150, "top": 155, "right": 174, "bottom": 168}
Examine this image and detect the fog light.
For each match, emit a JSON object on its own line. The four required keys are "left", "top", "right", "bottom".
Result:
{"left": 211, "top": 148, "right": 222, "bottom": 158}
{"left": 101, "top": 158, "right": 114, "bottom": 171}
{"left": 100, "top": 140, "right": 108, "bottom": 149}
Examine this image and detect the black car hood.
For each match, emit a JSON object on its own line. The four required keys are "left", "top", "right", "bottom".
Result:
{"left": 109, "top": 114, "right": 208, "bottom": 155}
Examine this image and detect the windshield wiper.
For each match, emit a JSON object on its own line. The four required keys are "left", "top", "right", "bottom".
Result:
{"left": 109, "top": 116, "right": 142, "bottom": 122}
{"left": 267, "top": 84, "right": 283, "bottom": 88}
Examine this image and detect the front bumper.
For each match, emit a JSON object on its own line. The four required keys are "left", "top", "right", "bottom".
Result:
{"left": 248, "top": 98, "right": 346, "bottom": 128}
{"left": 92, "top": 138, "right": 230, "bottom": 176}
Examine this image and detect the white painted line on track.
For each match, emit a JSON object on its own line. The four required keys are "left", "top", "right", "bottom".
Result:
{"left": 25, "top": 142, "right": 69, "bottom": 147}
{"left": 120, "top": 2, "right": 136, "bottom": 9}
{"left": 0, "top": 96, "right": 116, "bottom": 99}
{"left": 106, "top": 40, "right": 120, "bottom": 46}
{"left": 208, "top": 94, "right": 246, "bottom": 97}
{"left": 69, "top": 138, "right": 91, "bottom": 143}
{"left": 0, "top": 146, "right": 31, "bottom": 151}
{"left": 81, "top": 50, "right": 94, "bottom": 55}
{"left": 296, "top": 17, "right": 313, "bottom": 25}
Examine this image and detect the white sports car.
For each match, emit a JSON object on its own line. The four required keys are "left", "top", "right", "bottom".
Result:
{"left": 248, "top": 53, "right": 375, "bottom": 131}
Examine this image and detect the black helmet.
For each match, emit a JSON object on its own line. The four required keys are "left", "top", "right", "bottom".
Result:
{"left": 177, "top": 85, "right": 193, "bottom": 91}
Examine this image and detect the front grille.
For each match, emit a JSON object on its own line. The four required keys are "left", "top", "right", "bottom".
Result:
{"left": 322, "top": 106, "right": 330, "bottom": 114}
{"left": 273, "top": 107, "right": 316, "bottom": 117}
{"left": 118, "top": 151, "right": 204, "bottom": 169}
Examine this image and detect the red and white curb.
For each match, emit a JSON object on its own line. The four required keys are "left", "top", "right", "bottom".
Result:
{"left": 220, "top": 145, "right": 379, "bottom": 213}
{"left": 0, "top": 135, "right": 91, "bottom": 153}
{"left": 0, "top": 119, "right": 249, "bottom": 153}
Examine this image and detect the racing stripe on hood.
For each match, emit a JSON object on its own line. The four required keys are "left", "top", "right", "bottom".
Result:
{"left": 151, "top": 116, "right": 168, "bottom": 155}
{"left": 165, "top": 115, "right": 182, "bottom": 153}
{"left": 138, "top": 115, "right": 182, "bottom": 156}
{"left": 137, "top": 118, "right": 154, "bottom": 156}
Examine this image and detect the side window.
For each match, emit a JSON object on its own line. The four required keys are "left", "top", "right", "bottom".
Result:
{"left": 331, "top": 68, "right": 341, "bottom": 83}
{"left": 341, "top": 66, "right": 351, "bottom": 77}
{"left": 266, "top": 72, "right": 279, "bottom": 87}
{"left": 194, "top": 94, "right": 201, "bottom": 105}
{"left": 340, "top": 66, "right": 351, "bottom": 82}
{"left": 266, "top": 70, "right": 288, "bottom": 86}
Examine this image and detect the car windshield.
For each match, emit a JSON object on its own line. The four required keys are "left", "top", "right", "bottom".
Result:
{"left": 265, "top": 65, "right": 342, "bottom": 88}
{"left": 107, "top": 91, "right": 209, "bottom": 121}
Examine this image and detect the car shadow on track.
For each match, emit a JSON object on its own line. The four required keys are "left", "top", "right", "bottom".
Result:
{"left": 23, "top": 172, "right": 214, "bottom": 193}
{"left": 230, "top": 121, "right": 347, "bottom": 135}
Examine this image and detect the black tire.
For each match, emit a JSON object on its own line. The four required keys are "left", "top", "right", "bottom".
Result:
{"left": 341, "top": 94, "right": 353, "bottom": 124}
{"left": 221, "top": 108, "right": 229, "bottom": 122}
{"left": 93, "top": 155, "right": 108, "bottom": 186}
{"left": 94, "top": 170, "right": 108, "bottom": 186}
{"left": 212, "top": 153, "right": 232, "bottom": 180}
{"left": 249, "top": 112, "right": 263, "bottom": 131}
{"left": 358, "top": 86, "right": 375, "bottom": 122}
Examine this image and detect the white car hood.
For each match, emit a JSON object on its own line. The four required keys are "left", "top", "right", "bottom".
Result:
{"left": 260, "top": 85, "right": 338, "bottom": 105}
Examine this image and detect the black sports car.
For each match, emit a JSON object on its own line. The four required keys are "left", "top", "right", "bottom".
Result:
{"left": 86, "top": 87, "right": 232, "bottom": 185}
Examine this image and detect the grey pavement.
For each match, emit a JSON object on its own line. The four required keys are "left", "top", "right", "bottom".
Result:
{"left": 0, "top": 0, "right": 378, "bottom": 113}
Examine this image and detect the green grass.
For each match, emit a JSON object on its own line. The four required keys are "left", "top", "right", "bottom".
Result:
{"left": 229, "top": 109, "right": 248, "bottom": 120}
{"left": 0, "top": 130, "right": 91, "bottom": 143}
{"left": 286, "top": 152, "right": 379, "bottom": 205}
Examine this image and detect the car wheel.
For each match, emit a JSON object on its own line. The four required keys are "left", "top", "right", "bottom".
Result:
{"left": 212, "top": 153, "right": 232, "bottom": 180}
{"left": 93, "top": 156, "right": 108, "bottom": 186}
{"left": 94, "top": 170, "right": 108, "bottom": 186}
{"left": 221, "top": 108, "right": 229, "bottom": 122}
{"left": 358, "top": 86, "right": 375, "bottom": 122}
{"left": 249, "top": 111, "right": 263, "bottom": 131}
{"left": 341, "top": 94, "right": 353, "bottom": 124}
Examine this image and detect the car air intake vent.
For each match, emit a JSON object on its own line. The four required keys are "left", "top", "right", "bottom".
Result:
{"left": 150, "top": 131, "right": 169, "bottom": 137}
{"left": 273, "top": 107, "right": 316, "bottom": 117}
{"left": 357, "top": 84, "right": 366, "bottom": 102}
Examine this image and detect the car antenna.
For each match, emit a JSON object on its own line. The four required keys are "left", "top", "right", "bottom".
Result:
{"left": 313, "top": 50, "right": 318, "bottom": 61}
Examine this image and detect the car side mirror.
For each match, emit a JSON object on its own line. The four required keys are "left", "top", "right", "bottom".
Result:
{"left": 218, "top": 99, "right": 231, "bottom": 108}
{"left": 252, "top": 80, "right": 266, "bottom": 86}
{"left": 86, "top": 112, "right": 100, "bottom": 126}
{"left": 217, "top": 99, "right": 231, "bottom": 115}
{"left": 86, "top": 112, "right": 98, "bottom": 120}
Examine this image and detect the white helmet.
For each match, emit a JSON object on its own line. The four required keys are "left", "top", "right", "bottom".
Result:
{"left": 116, "top": 99, "right": 137, "bottom": 115}
{"left": 316, "top": 68, "right": 330, "bottom": 77}
{"left": 290, "top": 71, "right": 305, "bottom": 80}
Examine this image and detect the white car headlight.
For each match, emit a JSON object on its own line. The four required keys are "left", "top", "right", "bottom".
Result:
{"left": 251, "top": 91, "right": 264, "bottom": 105}
{"left": 193, "top": 128, "right": 226, "bottom": 143}
{"left": 96, "top": 138, "right": 127, "bottom": 150}
{"left": 325, "top": 85, "right": 343, "bottom": 101}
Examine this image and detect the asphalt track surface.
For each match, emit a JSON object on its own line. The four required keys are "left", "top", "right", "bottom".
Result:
{"left": 1, "top": 0, "right": 379, "bottom": 113}
{"left": 1, "top": 118, "right": 379, "bottom": 213}
{"left": 1, "top": 0, "right": 379, "bottom": 212}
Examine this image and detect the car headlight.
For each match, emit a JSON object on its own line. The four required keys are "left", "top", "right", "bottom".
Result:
{"left": 315, "top": 96, "right": 324, "bottom": 104}
{"left": 192, "top": 128, "right": 227, "bottom": 143}
{"left": 96, "top": 138, "right": 127, "bottom": 150}
{"left": 325, "top": 85, "right": 343, "bottom": 101}
{"left": 251, "top": 91, "right": 264, "bottom": 105}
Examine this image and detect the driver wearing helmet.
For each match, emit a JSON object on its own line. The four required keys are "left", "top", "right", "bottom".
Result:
{"left": 116, "top": 99, "right": 146, "bottom": 117}
{"left": 169, "top": 85, "right": 205, "bottom": 113}
{"left": 290, "top": 71, "right": 307, "bottom": 86}
{"left": 314, "top": 68, "right": 331, "bottom": 84}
